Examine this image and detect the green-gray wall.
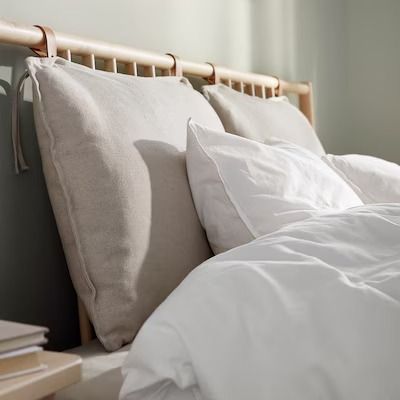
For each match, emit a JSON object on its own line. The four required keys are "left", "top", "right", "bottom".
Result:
{"left": 252, "top": 0, "right": 400, "bottom": 162}
{"left": 345, "top": 0, "right": 400, "bottom": 162}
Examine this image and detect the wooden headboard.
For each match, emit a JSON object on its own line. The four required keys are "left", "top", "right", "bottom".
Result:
{"left": 0, "top": 18, "right": 315, "bottom": 345}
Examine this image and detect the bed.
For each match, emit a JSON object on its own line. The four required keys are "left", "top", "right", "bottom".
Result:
{"left": 2, "top": 18, "right": 400, "bottom": 400}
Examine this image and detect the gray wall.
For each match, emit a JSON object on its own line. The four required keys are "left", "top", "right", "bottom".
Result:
{"left": 0, "top": 45, "right": 80, "bottom": 350}
{"left": 252, "top": 0, "right": 348, "bottom": 153}
{"left": 344, "top": 0, "right": 400, "bottom": 163}
{"left": 0, "top": 0, "right": 399, "bottom": 349}
{"left": 252, "top": 0, "right": 400, "bottom": 162}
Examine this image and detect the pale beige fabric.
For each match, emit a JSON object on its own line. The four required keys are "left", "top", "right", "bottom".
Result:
{"left": 202, "top": 84, "right": 325, "bottom": 156}
{"left": 27, "top": 57, "right": 223, "bottom": 351}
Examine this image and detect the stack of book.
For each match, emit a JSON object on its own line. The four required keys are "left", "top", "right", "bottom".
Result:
{"left": 0, "top": 320, "right": 49, "bottom": 381}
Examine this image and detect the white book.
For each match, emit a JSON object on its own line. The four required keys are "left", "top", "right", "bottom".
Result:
{"left": 0, "top": 320, "right": 48, "bottom": 353}
{"left": 0, "top": 346, "right": 43, "bottom": 360}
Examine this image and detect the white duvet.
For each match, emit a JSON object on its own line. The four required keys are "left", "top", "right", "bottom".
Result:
{"left": 120, "top": 204, "right": 400, "bottom": 400}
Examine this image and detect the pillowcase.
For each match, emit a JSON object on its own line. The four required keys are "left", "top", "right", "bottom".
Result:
{"left": 27, "top": 57, "right": 224, "bottom": 351}
{"left": 186, "top": 120, "right": 362, "bottom": 254}
{"left": 202, "top": 83, "right": 325, "bottom": 155}
{"left": 323, "top": 154, "right": 400, "bottom": 203}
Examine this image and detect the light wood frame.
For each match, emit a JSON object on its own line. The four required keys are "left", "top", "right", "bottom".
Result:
{"left": 0, "top": 18, "right": 315, "bottom": 345}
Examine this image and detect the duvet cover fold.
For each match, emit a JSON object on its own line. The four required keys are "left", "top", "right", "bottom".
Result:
{"left": 121, "top": 204, "right": 400, "bottom": 400}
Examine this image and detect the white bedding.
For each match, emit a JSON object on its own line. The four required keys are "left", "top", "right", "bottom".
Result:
{"left": 322, "top": 154, "right": 400, "bottom": 204}
{"left": 186, "top": 121, "right": 361, "bottom": 254}
{"left": 121, "top": 203, "right": 400, "bottom": 400}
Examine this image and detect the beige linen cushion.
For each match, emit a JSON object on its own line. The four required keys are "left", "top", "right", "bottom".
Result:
{"left": 26, "top": 57, "right": 223, "bottom": 351}
{"left": 202, "top": 84, "right": 325, "bottom": 156}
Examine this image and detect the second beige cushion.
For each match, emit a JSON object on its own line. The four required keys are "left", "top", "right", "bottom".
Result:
{"left": 202, "top": 84, "right": 325, "bottom": 155}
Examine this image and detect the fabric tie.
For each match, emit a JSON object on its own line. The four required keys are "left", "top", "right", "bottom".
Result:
{"left": 12, "top": 70, "right": 30, "bottom": 174}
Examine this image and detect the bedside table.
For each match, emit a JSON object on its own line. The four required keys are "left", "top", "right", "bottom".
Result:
{"left": 0, "top": 351, "right": 81, "bottom": 400}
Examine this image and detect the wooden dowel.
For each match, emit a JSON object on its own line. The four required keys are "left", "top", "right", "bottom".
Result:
{"left": 299, "top": 81, "right": 315, "bottom": 126}
{"left": 143, "top": 65, "right": 156, "bottom": 77}
{"left": 255, "top": 85, "right": 266, "bottom": 99}
{"left": 276, "top": 85, "right": 283, "bottom": 97}
{"left": 245, "top": 83, "right": 255, "bottom": 96}
{"left": 126, "top": 61, "right": 137, "bottom": 76}
{"left": 104, "top": 58, "right": 117, "bottom": 73}
{"left": 78, "top": 299, "right": 93, "bottom": 344}
{"left": 60, "top": 49, "right": 71, "bottom": 61}
{"left": 82, "top": 54, "right": 95, "bottom": 69}
{"left": 266, "top": 87, "right": 275, "bottom": 98}
{"left": 234, "top": 81, "right": 245, "bottom": 93}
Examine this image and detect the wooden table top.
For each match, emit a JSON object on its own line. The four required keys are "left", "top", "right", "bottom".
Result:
{"left": 0, "top": 351, "right": 81, "bottom": 400}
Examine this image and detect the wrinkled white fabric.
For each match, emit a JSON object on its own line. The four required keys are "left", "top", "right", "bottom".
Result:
{"left": 121, "top": 203, "right": 400, "bottom": 400}
{"left": 323, "top": 154, "right": 400, "bottom": 204}
{"left": 186, "top": 121, "right": 362, "bottom": 254}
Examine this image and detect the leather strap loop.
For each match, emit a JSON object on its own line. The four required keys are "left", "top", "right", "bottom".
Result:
{"left": 166, "top": 53, "right": 183, "bottom": 77}
{"left": 206, "top": 62, "right": 221, "bottom": 84}
{"left": 31, "top": 25, "right": 57, "bottom": 57}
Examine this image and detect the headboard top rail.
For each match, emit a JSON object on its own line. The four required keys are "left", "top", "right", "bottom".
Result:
{"left": 0, "top": 19, "right": 310, "bottom": 96}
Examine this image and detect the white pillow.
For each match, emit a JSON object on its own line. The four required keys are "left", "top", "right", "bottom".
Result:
{"left": 186, "top": 120, "right": 362, "bottom": 254}
{"left": 202, "top": 84, "right": 325, "bottom": 156}
{"left": 323, "top": 154, "right": 400, "bottom": 204}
